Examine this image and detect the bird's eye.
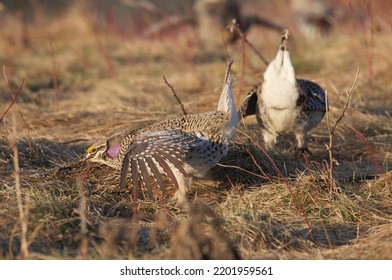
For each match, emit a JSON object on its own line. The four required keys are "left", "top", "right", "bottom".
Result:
{"left": 87, "top": 145, "right": 97, "bottom": 154}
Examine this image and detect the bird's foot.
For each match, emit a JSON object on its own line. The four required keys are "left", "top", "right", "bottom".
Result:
{"left": 295, "top": 146, "right": 312, "bottom": 158}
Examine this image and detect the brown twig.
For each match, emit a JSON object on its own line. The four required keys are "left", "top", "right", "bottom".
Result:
{"left": 220, "top": 28, "right": 231, "bottom": 58}
{"left": 331, "top": 68, "right": 360, "bottom": 135}
{"left": 325, "top": 68, "right": 360, "bottom": 194}
{"left": 229, "top": 19, "right": 269, "bottom": 67}
{"left": 324, "top": 91, "right": 334, "bottom": 193}
{"left": 0, "top": 73, "right": 24, "bottom": 123}
{"left": 226, "top": 174, "right": 239, "bottom": 195}
{"left": 2, "top": 66, "right": 32, "bottom": 150}
{"left": 236, "top": 25, "right": 247, "bottom": 105}
{"left": 247, "top": 148, "right": 271, "bottom": 181}
{"left": 162, "top": 74, "right": 187, "bottom": 115}
{"left": 217, "top": 163, "right": 269, "bottom": 180}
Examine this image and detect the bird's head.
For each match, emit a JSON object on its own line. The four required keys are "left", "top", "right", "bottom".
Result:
{"left": 84, "top": 143, "right": 107, "bottom": 163}
{"left": 84, "top": 133, "right": 125, "bottom": 168}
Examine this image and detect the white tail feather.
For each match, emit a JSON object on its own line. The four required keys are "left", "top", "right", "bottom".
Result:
{"left": 217, "top": 73, "right": 239, "bottom": 140}
{"left": 261, "top": 49, "right": 298, "bottom": 109}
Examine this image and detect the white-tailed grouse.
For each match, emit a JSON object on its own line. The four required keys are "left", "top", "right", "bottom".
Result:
{"left": 239, "top": 29, "right": 326, "bottom": 154}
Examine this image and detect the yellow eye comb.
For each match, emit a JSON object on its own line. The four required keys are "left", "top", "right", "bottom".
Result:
{"left": 87, "top": 145, "right": 97, "bottom": 153}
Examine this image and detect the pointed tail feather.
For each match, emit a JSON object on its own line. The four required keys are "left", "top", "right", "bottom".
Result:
{"left": 217, "top": 59, "right": 239, "bottom": 140}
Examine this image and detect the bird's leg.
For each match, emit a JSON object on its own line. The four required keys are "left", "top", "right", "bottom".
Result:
{"left": 295, "top": 146, "right": 312, "bottom": 157}
{"left": 172, "top": 172, "right": 192, "bottom": 207}
{"left": 262, "top": 130, "right": 278, "bottom": 149}
{"left": 294, "top": 134, "right": 312, "bottom": 156}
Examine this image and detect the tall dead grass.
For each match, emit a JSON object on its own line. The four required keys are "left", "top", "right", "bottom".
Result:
{"left": 0, "top": 0, "right": 391, "bottom": 260}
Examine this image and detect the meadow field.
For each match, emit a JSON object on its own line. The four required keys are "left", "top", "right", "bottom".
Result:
{"left": 0, "top": 0, "right": 391, "bottom": 259}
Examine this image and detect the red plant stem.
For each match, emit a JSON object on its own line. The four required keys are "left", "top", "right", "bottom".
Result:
{"left": 237, "top": 33, "right": 246, "bottom": 105}
{"left": 226, "top": 174, "right": 239, "bottom": 195}
{"left": 98, "top": 40, "right": 114, "bottom": 78}
{"left": 220, "top": 29, "right": 231, "bottom": 58}
{"left": 365, "top": 1, "right": 375, "bottom": 85}
{"left": 0, "top": 79, "right": 25, "bottom": 123}
{"left": 247, "top": 137, "right": 315, "bottom": 242}
{"left": 49, "top": 40, "right": 59, "bottom": 110}
{"left": 354, "top": 127, "right": 384, "bottom": 176}
{"left": 302, "top": 153, "right": 312, "bottom": 176}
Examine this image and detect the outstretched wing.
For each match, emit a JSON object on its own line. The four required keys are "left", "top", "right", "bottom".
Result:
{"left": 297, "top": 79, "right": 326, "bottom": 111}
{"left": 237, "top": 84, "right": 260, "bottom": 118}
{"left": 119, "top": 130, "right": 201, "bottom": 198}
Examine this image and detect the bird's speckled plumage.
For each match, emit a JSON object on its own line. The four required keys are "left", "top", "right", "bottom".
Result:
{"left": 239, "top": 29, "right": 326, "bottom": 154}
{"left": 85, "top": 61, "right": 238, "bottom": 203}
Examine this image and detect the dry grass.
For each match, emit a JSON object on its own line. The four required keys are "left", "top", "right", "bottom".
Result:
{"left": 1, "top": 0, "right": 392, "bottom": 260}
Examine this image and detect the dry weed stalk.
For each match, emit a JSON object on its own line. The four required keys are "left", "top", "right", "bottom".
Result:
{"left": 238, "top": 130, "right": 315, "bottom": 242}
{"left": 354, "top": 128, "right": 385, "bottom": 177}
{"left": 1, "top": 67, "right": 33, "bottom": 151}
{"left": 220, "top": 28, "right": 231, "bottom": 58}
{"left": 325, "top": 68, "right": 360, "bottom": 194}
{"left": 98, "top": 40, "right": 114, "bottom": 78}
{"left": 0, "top": 68, "right": 25, "bottom": 123}
{"left": 235, "top": 22, "right": 247, "bottom": 105}
{"left": 229, "top": 19, "right": 269, "bottom": 67}
{"left": 225, "top": 174, "right": 239, "bottom": 195}
{"left": 246, "top": 148, "right": 271, "bottom": 181}
{"left": 162, "top": 74, "right": 187, "bottom": 115}
{"left": 9, "top": 114, "right": 30, "bottom": 259}
{"left": 76, "top": 169, "right": 92, "bottom": 259}
{"left": 218, "top": 162, "right": 269, "bottom": 181}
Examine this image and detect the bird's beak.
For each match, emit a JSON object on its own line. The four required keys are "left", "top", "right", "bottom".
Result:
{"left": 83, "top": 145, "right": 98, "bottom": 162}
{"left": 83, "top": 153, "right": 93, "bottom": 162}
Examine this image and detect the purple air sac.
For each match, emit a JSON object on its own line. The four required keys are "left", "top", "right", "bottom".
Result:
{"left": 106, "top": 144, "right": 120, "bottom": 159}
